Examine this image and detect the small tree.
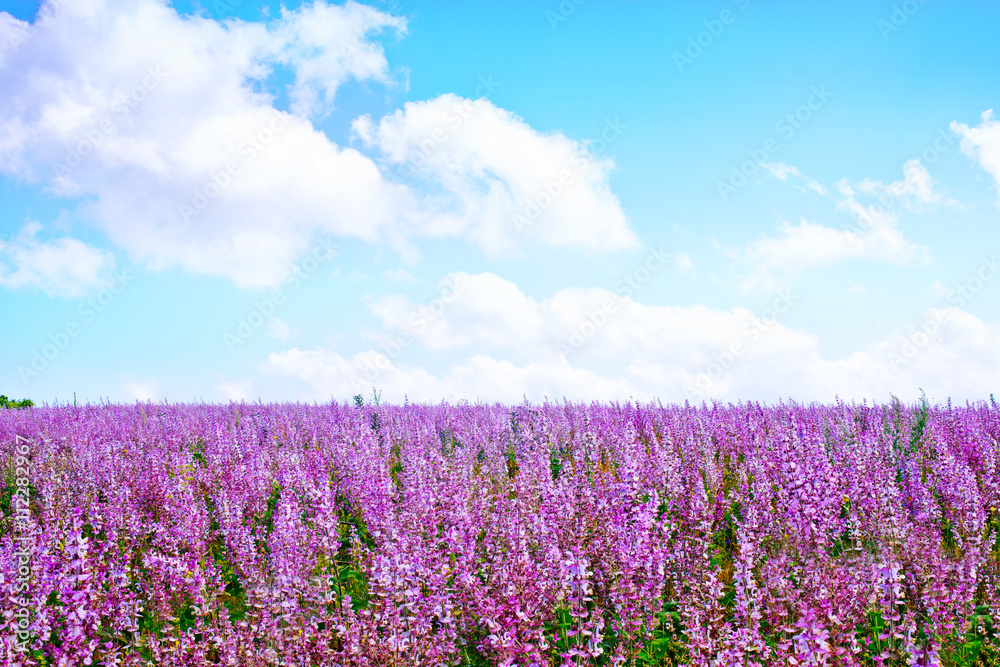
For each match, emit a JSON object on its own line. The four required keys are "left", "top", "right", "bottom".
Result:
{"left": 0, "top": 395, "right": 34, "bottom": 409}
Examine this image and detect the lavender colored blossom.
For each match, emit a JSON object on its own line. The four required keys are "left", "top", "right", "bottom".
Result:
{"left": 1, "top": 398, "right": 998, "bottom": 665}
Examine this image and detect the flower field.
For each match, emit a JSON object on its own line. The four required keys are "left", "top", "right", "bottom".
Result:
{"left": 2, "top": 398, "right": 1000, "bottom": 666}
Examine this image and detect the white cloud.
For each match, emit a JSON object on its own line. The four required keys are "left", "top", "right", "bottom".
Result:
{"left": 383, "top": 268, "right": 417, "bottom": 283}
{"left": 216, "top": 379, "right": 254, "bottom": 401}
{"left": 736, "top": 160, "right": 937, "bottom": 291}
{"left": 953, "top": 109, "right": 1000, "bottom": 197}
{"left": 265, "top": 347, "right": 637, "bottom": 403}
{"left": 764, "top": 162, "right": 801, "bottom": 181}
{"left": 765, "top": 157, "right": 944, "bottom": 207}
{"left": 122, "top": 380, "right": 161, "bottom": 402}
{"left": 269, "top": 1, "right": 407, "bottom": 117}
{"left": 736, "top": 216, "right": 927, "bottom": 292}
{"left": 0, "top": 0, "right": 639, "bottom": 287}
{"left": 854, "top": 158, "right": 942, "bottom": 206}
{"left": 264, "top": 272, "right": 1000, "bottom": 404}
{"left": 798, "top": 307, "right": 1000, "bottom": 404}
{"left": 763, "top": 162, "right": 828, "bottom": 196}
{"left": 266, "top": 317, "right": 297, "bottom": 340}
{"left": 368, "top": 272, "right": 543, "bottom": 352}
{"left": 0, "top": 222, "right": 115, "bottom": 297}
{"left": 353, "top": 95, "right": 639, "bottom": 255}
{"left": 675, "top": 252, "right": 694, "bottom": 274}
{"left": 0, "top": 0, "right": 411, "bottom": 287}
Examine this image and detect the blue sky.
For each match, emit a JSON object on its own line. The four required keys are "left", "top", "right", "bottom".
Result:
{"left": 1, "top": 0, "right": 999, "bottom": 405}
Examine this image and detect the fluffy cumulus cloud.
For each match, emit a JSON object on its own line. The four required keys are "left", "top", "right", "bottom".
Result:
{"left": 735, "top": 160, "right": 937, "bottom": 291}
{"left": 264, "top": 271, "right": 1000, "bottom": 404}
{"left": 0, "top": 222, "right": 116, "bottom": 297}
{"left": 269, "top": 1, "right": 407, "bottom": 117}
{"left": 0, "top": 0, "right": 410, "bottom": 286}
{"left": 953, "top": 109, "right": 1000, "bottom": 197}
{"left": 0, "top": 0, "right": 637, "bottom": 288}
{"left": 353, "top": 95, "right": 638, "bottom": 255}
{"left": 736, "top": 214, "right": 926, "bottom": 293}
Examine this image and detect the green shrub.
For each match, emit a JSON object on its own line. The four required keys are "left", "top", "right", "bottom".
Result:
{"left": 0, "top": 395, "right": 33, "bottom": 409}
